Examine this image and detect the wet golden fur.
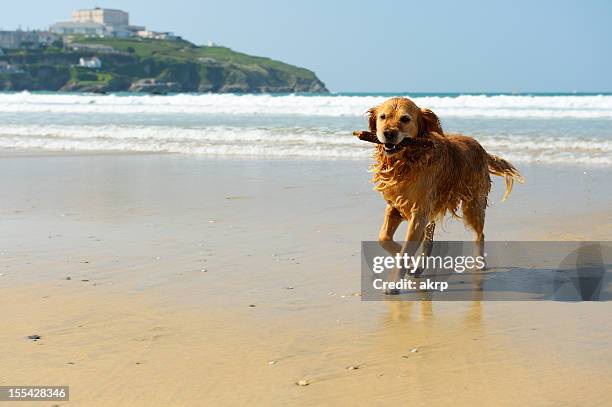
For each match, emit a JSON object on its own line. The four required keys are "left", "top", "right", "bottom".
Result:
{"left": 367, "top": 97, "right": 523, "bottom": 255}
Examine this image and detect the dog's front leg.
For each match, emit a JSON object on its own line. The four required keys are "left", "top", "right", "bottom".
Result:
{"left": 378, "top": 204, "right": 404, "bottom": 255}
{"left": 384, "top": 208, "right": 429, "bottom": 295}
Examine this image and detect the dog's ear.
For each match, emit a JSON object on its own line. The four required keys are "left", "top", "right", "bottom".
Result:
{"left": 419, "top": 108, "right": 442, "bottom": 136}
{"left": 367, "top": 107, "right": 377, "bottom": 133}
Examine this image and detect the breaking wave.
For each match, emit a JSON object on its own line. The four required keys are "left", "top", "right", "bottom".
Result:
{"left": 0, "top": 92, "right": 612, "bottom": 118}
{"left": 0, "top": 124, "right": 610, "bottom": 166}
{"left": 0, "top": 92, "right": 610, "bottom": 165}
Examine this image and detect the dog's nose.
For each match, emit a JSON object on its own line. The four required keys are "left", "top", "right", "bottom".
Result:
{"left": 383, "top": 130, "right": 398, "bottom": 140}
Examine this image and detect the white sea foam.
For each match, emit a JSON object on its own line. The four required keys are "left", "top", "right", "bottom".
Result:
{"left": 0, "top": 92, "right": 612, "bottom": 118}
{"left": 0, "top": 92, "right": 610, "bottom": 165}
{"left": 0, "top": 124, "right": 610, "bottom": 166}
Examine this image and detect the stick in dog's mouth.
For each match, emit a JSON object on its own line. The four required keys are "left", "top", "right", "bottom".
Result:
{"left": 352, "top": 130, "right": 434, "bottom": 149}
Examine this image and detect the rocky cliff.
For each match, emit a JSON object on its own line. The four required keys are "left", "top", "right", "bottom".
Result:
{"left": 0, "top": 37, "right": 328, "bottom": 94}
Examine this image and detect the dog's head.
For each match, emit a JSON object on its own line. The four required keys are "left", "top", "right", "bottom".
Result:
{"left": 367, "top": 97, "right": 442, "bottom": 156}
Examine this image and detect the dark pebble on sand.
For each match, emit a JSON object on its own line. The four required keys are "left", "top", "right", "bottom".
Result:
{"left": 249, "top": 304, "right": 256, "bottom": 307}
{"left": 66, "top": 276, "right": 71, "bottom": 280}
{"left": 27, "top": 334, "right": 41, "bottom": 340}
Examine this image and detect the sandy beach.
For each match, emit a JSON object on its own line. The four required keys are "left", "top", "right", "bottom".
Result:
{"left": 1, "top": 0, "right": 611, "bottom": 404}
{"left": 1, "top": 152, "right": 611, "bottom": 406}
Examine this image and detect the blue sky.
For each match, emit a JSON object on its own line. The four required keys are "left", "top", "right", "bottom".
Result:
{"left": 2, "top": 0, "right": 611, "bottom": 92}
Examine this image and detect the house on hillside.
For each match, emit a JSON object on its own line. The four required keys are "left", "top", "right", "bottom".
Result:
{"left": 0, "top": 30, "right": 59, "bottom": 49}
{"left": 79, "top": 56, "right": 101, "bottom": 69}
{"left": 135, "top": 30, "right": 178, "bottom": 40}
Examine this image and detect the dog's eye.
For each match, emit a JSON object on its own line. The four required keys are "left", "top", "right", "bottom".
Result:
{"left": 379, "top": 113, "right": 386, "bottom": 120}
{"left": 400, "top": 115, "right": 411, "bottom": 123}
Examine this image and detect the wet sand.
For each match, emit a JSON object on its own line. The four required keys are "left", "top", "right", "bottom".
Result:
{"left": 1, "top": 153, "right": 611, "bottom": 406}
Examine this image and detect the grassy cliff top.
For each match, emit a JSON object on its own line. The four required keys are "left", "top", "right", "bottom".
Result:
{"left": 0, "top": 36, "right": 327, "bottom": 93}
{"left": 75, "top": 36, "right": 318, "bottom": 80}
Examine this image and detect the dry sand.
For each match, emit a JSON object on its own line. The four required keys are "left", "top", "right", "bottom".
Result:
{"left": 1, "top": 153, "right": 611, "bottom": 406}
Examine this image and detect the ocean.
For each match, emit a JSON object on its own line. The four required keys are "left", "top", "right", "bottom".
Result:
{"left": 0, "top": 92, "right": 610, "bottom": 166}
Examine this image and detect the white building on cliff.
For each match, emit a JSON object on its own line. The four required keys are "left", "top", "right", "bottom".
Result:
{"left": 78, "top": 56, "right": 102, "bottom": 69}
{"left": 50, "top": 7, "right": 144, "bottom": 37}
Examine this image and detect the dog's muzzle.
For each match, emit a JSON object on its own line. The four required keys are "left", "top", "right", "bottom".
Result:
{"left": 382, "top": 130, "right": 399, "bottom": 143}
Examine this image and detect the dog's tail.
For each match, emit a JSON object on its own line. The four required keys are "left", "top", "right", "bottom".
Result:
{"left": 487, "top": 154, "right": 525, "bottom": 201}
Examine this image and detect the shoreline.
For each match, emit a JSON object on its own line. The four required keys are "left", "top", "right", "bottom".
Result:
{"left": 2, "top": 147, "right": 612, "bottom": 166}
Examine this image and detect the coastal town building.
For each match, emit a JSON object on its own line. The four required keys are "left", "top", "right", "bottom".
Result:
{"left": 72, "top": 8, "right": 129, "bottom": 27}
{"left": 50, "top": 22, "right": 106, "bottom": 37}
{"left": 3, "top": 8, "right": 180, "bottom": 47}
{"left": 50, "top": 7, "right": 145, "bottom": 38}
{"left": 0, "top": 30, "right": 59, "bottom": 49}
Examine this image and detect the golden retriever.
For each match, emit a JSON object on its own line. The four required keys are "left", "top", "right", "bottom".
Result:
{"left": 364, "top": 97, "right": 523, "bottom": 293}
